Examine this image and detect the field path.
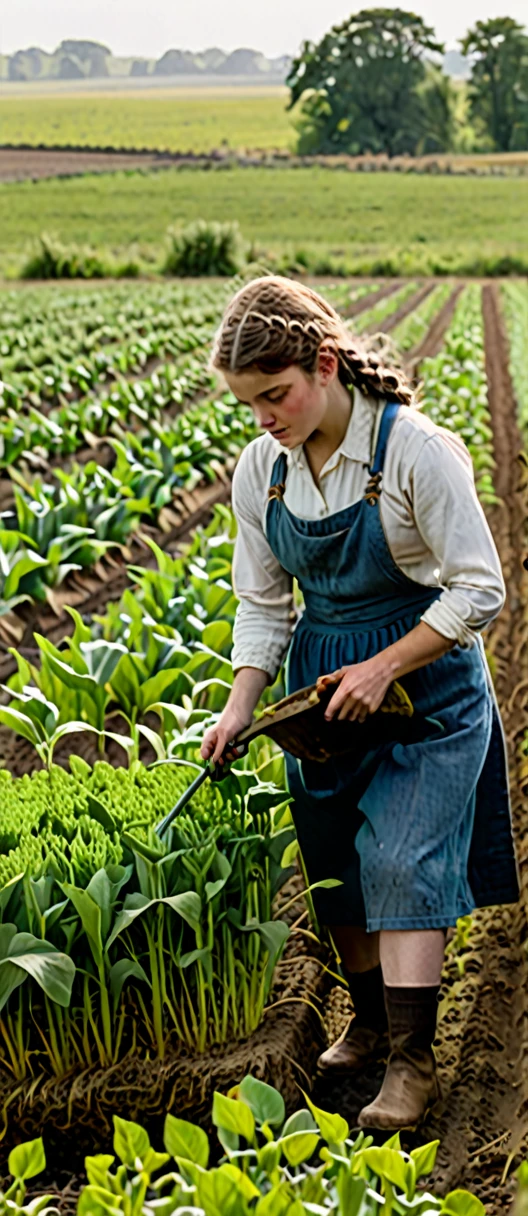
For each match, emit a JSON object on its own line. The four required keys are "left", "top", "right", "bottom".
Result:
{"left": 363, "top": 280, "right": 435, "bottom": 336}
{"left": 418, "top": 282, "right": 528, "bottom": 1208}
{"left": 406, "top": 281, "right": 463, "bottom": 376}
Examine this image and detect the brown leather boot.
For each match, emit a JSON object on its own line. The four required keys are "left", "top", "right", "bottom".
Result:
{"left": 317, "top": 964, "right": 389, "bottom": 1075}
{"left": 358, "top": 985, "right": 441, "bottom": 1129}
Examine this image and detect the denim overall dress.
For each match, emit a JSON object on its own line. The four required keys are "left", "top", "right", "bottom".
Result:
{"left": 265, "top": 401, "right": 519, "bottom": 931}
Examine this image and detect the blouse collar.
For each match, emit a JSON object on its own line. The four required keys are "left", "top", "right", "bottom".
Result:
{"left": 285, "top": 385, "right": 378, "bottom": 470}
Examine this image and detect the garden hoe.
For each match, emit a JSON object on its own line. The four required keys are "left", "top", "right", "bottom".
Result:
{"left": 155, "top": 678, "right": 435, "bottom": 838}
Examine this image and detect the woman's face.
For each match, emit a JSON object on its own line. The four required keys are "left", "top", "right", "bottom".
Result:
{"left": 223, "top": 349, "right": 339, "bottom": 449}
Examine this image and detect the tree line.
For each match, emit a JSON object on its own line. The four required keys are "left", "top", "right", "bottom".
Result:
{"left": 286, "top": 10, "right": 528, "bottom": 156}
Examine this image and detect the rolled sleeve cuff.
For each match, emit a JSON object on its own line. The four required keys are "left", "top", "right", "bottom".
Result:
{"left": 421, "top": 598, "right": 477, "bottom": 649}
{"left": 231, "top": 639, "right": 289, "bottom": 683}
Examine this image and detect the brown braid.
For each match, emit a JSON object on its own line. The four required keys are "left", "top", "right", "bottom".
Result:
{"left": 210, "top": 274, "right": 413, "bottom": 406}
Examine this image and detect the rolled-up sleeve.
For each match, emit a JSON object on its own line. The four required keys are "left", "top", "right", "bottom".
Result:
{"left": 412, "top": 433, "right": 506, "bottom": 646}
{"left": 231, "top": 445, "right": 295, "bottom": 682}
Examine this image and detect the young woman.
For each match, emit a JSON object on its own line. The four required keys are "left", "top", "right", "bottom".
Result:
{"left": 200, "top": 275, "right": 519, "bottom": 1129}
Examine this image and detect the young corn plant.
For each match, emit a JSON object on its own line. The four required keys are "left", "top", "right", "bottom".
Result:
{"left": 0, "top": 761, "right": 308, "bottom": 1076}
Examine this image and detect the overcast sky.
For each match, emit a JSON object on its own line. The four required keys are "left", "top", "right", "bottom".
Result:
{"left": 2, "top": 0, "right": 527, "bottom": 59}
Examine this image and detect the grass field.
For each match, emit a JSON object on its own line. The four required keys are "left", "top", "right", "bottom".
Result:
{"left": 1, "top": 167, "right": 527, "bottom": 276}
{"left": 0, "top": 88, "right": 294, "bottom": 153}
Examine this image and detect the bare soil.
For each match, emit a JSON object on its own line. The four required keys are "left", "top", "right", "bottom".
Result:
{"left": 363, "top": 280, "right": 435, "bottom": 337}
{"left": 1, "top": 147, "right": 527, "bottom": 184}
{"left": 406, "top": 282, "right": 464, "bottom": 375}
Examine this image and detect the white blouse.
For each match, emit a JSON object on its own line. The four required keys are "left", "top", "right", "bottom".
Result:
{"left": 230, "top": 389, "right": 505, "bottom": 682}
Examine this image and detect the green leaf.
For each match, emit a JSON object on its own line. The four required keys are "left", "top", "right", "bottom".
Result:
{"left": 113, "top": 1114, "right": 150, "bottom": 1168}
{"left": 196, "top": 1167, "right": 250, "bottom": 1216}
{"left": 335, "top": 1170, "right": 368, "bottom": 1216}
{"left": 164, "top": 1113, "right": 210, "bottom": 1168}
{"left": 255, "top": 1184, "right": 304, "bottom": 1216}
{"left": 86, "top": 794, "right": 117, "bottom": 834}
{"left": 281, "top": 1108, "right": 317, "bottom": 1136}
{"left": 137, "top": 722, "right": 166, "bottom": 761}
{"left": 0, "top": 933, "right": 75, "bottom": 1010}
{"left": 106, "top": 890, "right": 202, "bottom": 950}
{"left": 80, "top": 640, "right": 128, "bottom": 685}
{"left": 257, "top": 1141, "right": 281, "bottom": 1175}
{"left": 219, "top": 1164, "right": 260, "bottom": 1201}
{"left": 280, "top": 1130, "right": 319, "bottom": 1166}
{"left": 361, "top": 1146, "right": 409, "bottom": 1193}
{"left": 8, "top": 1137, "right": 46, "bottom": 1182}
{"left": 212, "top": 1091, "right": 255, "bottom": 1142}
{"left": 280, "top": 838, "right": 299, "bottom": 868}
{"left": 411, "top": 1139, "right": 440, "bottom": 1178}
{"left": 85, "top": 1155, "right": 115, "bottom": 1189}
{"left": 303, "top": 1093, "right": 349, "bottom": 1145}
{"left": 0, "top": 706, "right": 41, "bottom": 747}
{"left": 109, "top": 958, "right": 149, "bottom": 1006}
{"left": 78, "top": 1184, "right": 122, "bottom": 1216}
{"left": 441, "top": 1191, "right": 486, "bottom": 1216}
{"left": 61, "top": 884, "right": 103, "bottom": 964}
{"left": 238, "top": 1076, "right": 285, "bottom": 1128}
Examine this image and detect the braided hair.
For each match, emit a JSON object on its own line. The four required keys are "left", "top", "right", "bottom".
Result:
{"left": 210, "top": 274, "right": 412, "bottom": 406}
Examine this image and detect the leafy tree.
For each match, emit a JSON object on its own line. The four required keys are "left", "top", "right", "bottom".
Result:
{"left": 461, "top": 18, "right": 528, "bottom": 151}
{"left": 286, "top": 8, "right": 445, "bottom": 156}
{"left": 415, "top": 65, "right": 458, "bottom": 154}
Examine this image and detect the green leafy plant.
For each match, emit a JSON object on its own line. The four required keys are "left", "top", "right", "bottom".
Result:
{"left": 5, "top": 1074, "right": 487, "bottom": 1215}
{"left": 163, "top": 219, "right": 247, "bottom": 277}
{"left": 418, "top": 285, "right": 498, "bottom": 505}
{"left": 0, "top": 529, "right": 49, "bottom": 618}
{"left": 0, "top": 758, "right": 307, "bottom": 1075}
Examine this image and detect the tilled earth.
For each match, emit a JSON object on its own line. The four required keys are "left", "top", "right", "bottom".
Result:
{"left": 0, "top": 279, "right": 526, "bottom": 1210}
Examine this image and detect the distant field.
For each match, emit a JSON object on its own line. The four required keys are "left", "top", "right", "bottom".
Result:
{"left": 0, "top": 167, "right": 526, "bottom": 276}
{"left": 0, "top": 88, "right": 294, "bottom": 153}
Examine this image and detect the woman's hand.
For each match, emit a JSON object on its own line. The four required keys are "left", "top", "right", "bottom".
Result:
{"left": 317, "top": 655, "right": 395, "bottom": 723}
{"left": 201, "top": 709, "right": 251, "bottom": 767}
{"left": 200, "top": 666, "right": 270, "bottom": 767}
{"left": 316, "top": 622, "right": 454, "bottom": 724}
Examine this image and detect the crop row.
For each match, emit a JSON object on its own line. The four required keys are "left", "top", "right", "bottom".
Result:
{"left": 416, "top": 285, "right": 497, "bottom": 505}
{"left": 353, "top": 280, "right": 419, "bottom": 333}
{"left": 0, "top": 393, "right": 257, "bottom": 623}
{"left": 0, "top": 281, "right": 227, "bottom": 369}
{"left": 0, "top": 352, "right": 217, "bottom": 469}
{"left": 0, "top": 500, "right": 308, "bottom": 1076}
{"left": 391, "top": 281, "right": 453, "bottom": 352}
{"left": 0, "top": 505, "right": 256, "bottom": 769}
{"left": 3, "top": 1074, "right": 484, "bottom": 1216}
{"left": 1, "top": 304, "right": 224, "bottom": 411}
{"left": 501, "top": 280, "right": 528, "bottom": 435}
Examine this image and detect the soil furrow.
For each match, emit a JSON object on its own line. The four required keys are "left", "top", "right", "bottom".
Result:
{"left": 418, "top": 281, "right": 528, "bottom": 1208}
{"left": 407, "top": 282, "right": 463, "bottom": 377}
{"left": 344, "top": 280, "right": 402, "bottom": 320}
{"left": 363, "top": 280, "right": 435, "bottom": 336}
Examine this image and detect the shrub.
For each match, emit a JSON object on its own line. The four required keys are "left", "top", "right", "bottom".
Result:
{"left": 20, "top": 232, "right": 109, "bottom": 279}
{"left": 20, "top": 233, "right": 142, "bottom": 280}
{"left": 163, "top": 219, "right": 247, "bottom": 276}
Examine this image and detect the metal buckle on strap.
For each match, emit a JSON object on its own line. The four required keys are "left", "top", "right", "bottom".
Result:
{"left": 268, "top": 482, "right": 286, "bottom": 502}
{"left": 364, "top": 470, "right": 382, "bottom": 505}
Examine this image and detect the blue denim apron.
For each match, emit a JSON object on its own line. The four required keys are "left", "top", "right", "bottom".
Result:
{"left": 265, "top": 401, "right": 519, "bottom": 931}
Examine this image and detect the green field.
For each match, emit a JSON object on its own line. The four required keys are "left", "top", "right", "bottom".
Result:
{"left": 0, "top": 87, "right": 294, "bottom": 153}
{"left": 1, "top": 167, "right": 527, "bottom": 276}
